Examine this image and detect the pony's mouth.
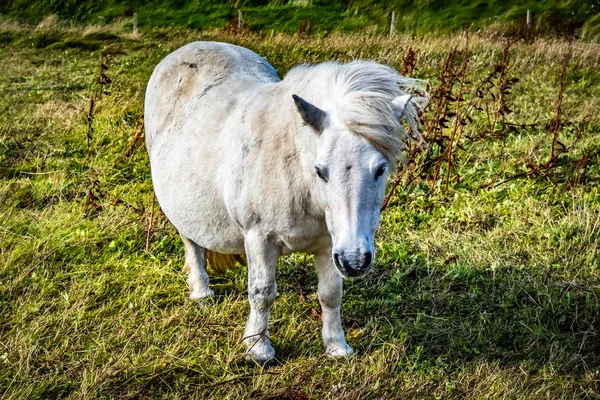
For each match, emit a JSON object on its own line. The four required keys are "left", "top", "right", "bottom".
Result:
{"left": 333, "top": 252, "right": 372, "bottom": 278}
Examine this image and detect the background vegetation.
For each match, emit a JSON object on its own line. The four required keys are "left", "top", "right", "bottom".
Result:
{"left": 0, "top": 10, "right": 599, "bottom": 400}
{"left": 1, "top": 0, "right": 600, "bottom": 38}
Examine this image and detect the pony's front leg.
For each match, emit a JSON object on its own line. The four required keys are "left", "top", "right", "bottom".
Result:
{"left": 243, "top": 231, "right": 279, "bottom": 363}
{"left": 315, "top": 251, "right": 354, "bottom": 357}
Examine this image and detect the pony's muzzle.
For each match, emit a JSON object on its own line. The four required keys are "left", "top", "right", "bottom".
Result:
{"left": 333, "top": 250, "right": 372, "bottom": 278}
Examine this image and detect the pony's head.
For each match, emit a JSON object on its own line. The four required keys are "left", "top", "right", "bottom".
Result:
{"left": 291, "top": 61, "right": 428, "bottom": 278}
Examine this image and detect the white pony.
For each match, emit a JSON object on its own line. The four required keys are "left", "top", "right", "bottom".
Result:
{"left": 145, "top": 42, "right": 427, "bottom": 363}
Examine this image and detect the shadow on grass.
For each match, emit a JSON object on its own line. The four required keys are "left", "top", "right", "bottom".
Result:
{"left": 337, "top": 258, "right": 600, "bottom": 373}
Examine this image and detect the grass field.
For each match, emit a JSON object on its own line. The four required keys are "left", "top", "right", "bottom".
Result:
{"left": 1, "top": 20, "right": 599, "bottom": 399}
{"left": 2, "top": 0, "right": 600, "bottom": 39}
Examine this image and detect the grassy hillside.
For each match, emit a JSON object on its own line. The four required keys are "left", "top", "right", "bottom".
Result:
{"left": 1, "top": 0, "right": 599, "bottom": 38}
{"left": 1, "top": 22, "right": 599, "bottom": 398}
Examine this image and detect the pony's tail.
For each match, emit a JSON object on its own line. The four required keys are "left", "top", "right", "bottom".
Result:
{"left": 206, "top": 250, "right": 247, "bottom": 274}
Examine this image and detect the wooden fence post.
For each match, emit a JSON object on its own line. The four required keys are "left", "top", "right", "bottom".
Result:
{"left": 390, "top": 11, "right": 396, "bottom": 36}
{"left": 238, "top": 9, "right": 243, "bottom": 31}
{"left": 133, "top": 12, "right": 138, "bottom": 35}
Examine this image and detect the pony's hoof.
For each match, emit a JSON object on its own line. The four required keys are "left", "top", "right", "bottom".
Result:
{"left": 190, "top": 288, "right": 214, "bottom": 301}
{"left": 326, "top": 343, "right": 354, "bottom": 357}
{"left": 245, "top": 343, "right": 275, "bottom": 365}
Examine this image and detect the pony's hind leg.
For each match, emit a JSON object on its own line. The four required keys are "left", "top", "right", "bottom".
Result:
{"left": 181, "top": 234, "right": 214, "bottom": 300}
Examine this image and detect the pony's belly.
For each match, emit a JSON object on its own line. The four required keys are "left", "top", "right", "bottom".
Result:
{"left": 151, "top": 163, "right": 246, "bottom": 254}
{"left": 165, "top": 201, "right": 246, "bottom": 254}
{"left": 187, "top": 224, "right": 246, "bottom": 254}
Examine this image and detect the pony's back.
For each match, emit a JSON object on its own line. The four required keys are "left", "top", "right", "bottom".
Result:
{"left": 145, "top": 41, "right": 280, "bottom": 150}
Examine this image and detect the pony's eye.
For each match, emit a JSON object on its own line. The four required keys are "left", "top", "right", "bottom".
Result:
{"left": 375, "top": 166, "right": 386, "bottom": 180}
{"left": 315, "top": 167, "right": 328, "bottom": 182}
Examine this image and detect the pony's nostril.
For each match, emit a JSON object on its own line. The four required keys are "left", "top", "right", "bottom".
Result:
{"left": 363, "top": 251, "right": 372, "bottom": 268}
{"left": 333, "top": 253, "right": 343, "bottom": 270}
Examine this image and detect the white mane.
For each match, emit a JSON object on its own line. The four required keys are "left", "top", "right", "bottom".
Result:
{"left": 283, "top": 61, "right": 429, "bottom": 165}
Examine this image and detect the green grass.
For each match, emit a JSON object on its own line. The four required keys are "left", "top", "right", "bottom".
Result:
{"left": 1, "top": 0, "right": 600, "bottom": 38}
{"left": 1, "top": 24, "right": 599, "bottom": 398}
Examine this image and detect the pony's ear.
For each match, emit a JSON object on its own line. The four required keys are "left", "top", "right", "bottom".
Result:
{"left": 292, "top": 94, "right": 327, "bottom": 133}
{"left": 392, "top": 94, "right": 413, "bottom": 119}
